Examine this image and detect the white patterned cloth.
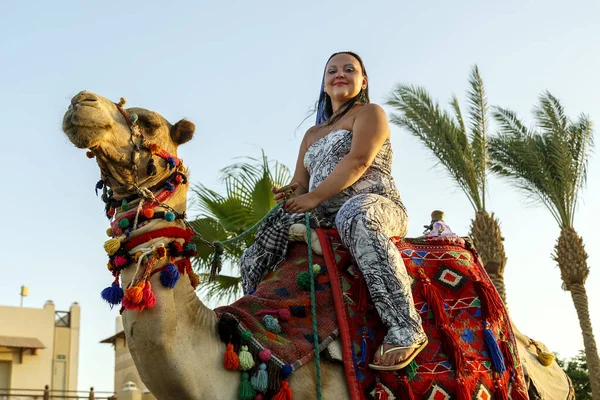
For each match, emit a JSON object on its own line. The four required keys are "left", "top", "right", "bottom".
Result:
{"left": 240, "top": 129, "right": 426, "bottom": 347}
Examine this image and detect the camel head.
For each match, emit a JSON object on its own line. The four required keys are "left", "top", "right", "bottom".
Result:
{"left": 63, "top": 91, "right": 195, "bottom": 197}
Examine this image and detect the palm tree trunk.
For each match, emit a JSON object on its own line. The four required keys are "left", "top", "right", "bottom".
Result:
{"left": 469, "top": 211, "right": 508, "bottom": 303}
{"left": 569, "top": 283, "right": 600, "bottom": 399}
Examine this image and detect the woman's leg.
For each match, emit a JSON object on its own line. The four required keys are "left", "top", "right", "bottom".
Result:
{"left": 335, "top": 194, "right": 426, "bottom": 366}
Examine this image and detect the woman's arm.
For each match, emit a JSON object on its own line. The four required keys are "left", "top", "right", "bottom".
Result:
{"left": 284, "top": 104, "right": 390, "bottom": 212}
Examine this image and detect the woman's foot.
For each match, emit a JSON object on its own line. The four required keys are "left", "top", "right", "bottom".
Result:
{"left": 368, "top": 339, "right": 428, "bottom": 371}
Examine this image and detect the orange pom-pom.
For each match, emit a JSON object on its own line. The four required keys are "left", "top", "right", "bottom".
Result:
{"left": 143, "top": 208, "right": 154, "bottom": 218}
{"left": 108, "top": 207, "right": 116, "bottom": 217}
{"left": 124, "top": 282, "right": 144, "bottom": 305}
{"left": 223, "top": 343, "right": 240, "bottom": 370}
{"left": 273, "top": 381, "right": 292, "bottom": 400}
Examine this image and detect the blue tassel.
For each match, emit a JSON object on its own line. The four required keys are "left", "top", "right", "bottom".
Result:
{"left": 160, "top": 264, "right": 180, "bottom": 289}
{"left": 185, "top": 243, "right": 197, "bottom": 251}
{"left": 165, "top": 181, "right": 175, "bottom": 191}
{"left": 95, "top": 180, "right": 104, "bottom": 196}
{"left": 484, "top": 325, "right": 506, "bottom": 372}
{"left": 166, "top": 157, "right": 176, "bottom": 170}
{"left": 263, "top": 315, "right": 281, "bottom": 333}
{"left": 130, "top": 113, "right": 138, "bottom": 124}
{"left": 101, "top": 283, "right": 124, "bottom": 306}
{"left": 360, "top": 337, "right": 367, "bottom": 364}
{"left": 251, "top": 363, "right": 268, "bottom": 392}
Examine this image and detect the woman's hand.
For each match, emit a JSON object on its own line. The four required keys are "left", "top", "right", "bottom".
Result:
{"left": 272, "top": 182, "right": 299, "bottom": 202}
{"left": 283, "top": 192, "right": 321, "bottom": 213}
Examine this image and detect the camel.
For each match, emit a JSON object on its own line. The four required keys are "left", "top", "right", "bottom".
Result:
{"left": 63, "top": 91, "right": 571, "bottom": 400}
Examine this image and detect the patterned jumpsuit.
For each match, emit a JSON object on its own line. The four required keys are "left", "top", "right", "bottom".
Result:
{"left": 240, "top": 129, "right": 427, "bottom": 347}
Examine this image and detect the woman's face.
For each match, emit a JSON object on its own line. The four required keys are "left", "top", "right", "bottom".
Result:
{"left": 324, "top": 53, "right": 367, "bottom": 104}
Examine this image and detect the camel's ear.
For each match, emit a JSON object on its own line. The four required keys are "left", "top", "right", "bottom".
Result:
{"left": 170, "top": 119, "right": 195, "bottom": 145}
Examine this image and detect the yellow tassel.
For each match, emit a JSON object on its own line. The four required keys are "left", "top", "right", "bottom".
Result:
{"left": 104, "top": 237, "right": 123, "bottom": 255}
{"left": 117, "top": 97, "right": 127, "bottom": 107}
{"left": 107, "top": 261, "right": 113, "bottom": 271}
{"left": 532, "top": 340, "right": 555, "bottom": 366}
{"left": 106, "top": 228, "right": 113, "bottom": 237}
{"left": 189, "top": 271, "right": 200, "bottom": 289}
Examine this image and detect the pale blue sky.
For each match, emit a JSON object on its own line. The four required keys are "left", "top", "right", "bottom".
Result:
{"left": 1, "top": 0, "right": 598, "bottom": 392}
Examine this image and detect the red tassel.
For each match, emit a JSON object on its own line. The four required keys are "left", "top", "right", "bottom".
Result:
{"left": 396, "top": 376, "right": 415, "bottom": 400}
{"left": 500, "top": 339, "right": 516, "bottom": 370}
{"left": 494, "top": 377, "right": 509, "bottom": 400}
{"left": 272, "top": 380, "right": 292, "bottom": 400}
{"left": 223, "top": 343, "right": 239, "bottom": 370}
{"left": 473, "top": 280, "right": 505, "bottom": 322}
{"left": 141, "top": 281, "right": 156, "bottom": 309}
{"left": 509, "top": 383, "right": 529, "bottom": 400}
{"left": 418, "top": 270, "right": 449, "bottom": 326}
{"left": 439, "top": 326, "right": 467, "bottom": 374}
{"left": 455, "top": 375, "right": 474, "bottom": 400}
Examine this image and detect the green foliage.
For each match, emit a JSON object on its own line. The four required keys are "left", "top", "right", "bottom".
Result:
{"left": 189, "top": 151, "right": 291, "bottom": 302}
{"left": 489, "top": 92, "right": 594, "bottom": 228}
{"left": 386, "top": 65, "right": 489, "bottom": 212}
{"left": 557, "top": 350, "right": 591, "bottom": 400}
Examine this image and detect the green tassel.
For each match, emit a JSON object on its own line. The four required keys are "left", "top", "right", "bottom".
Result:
{"left": 238, "top": 373, "right": 256, "bottom": 400}
{"left": 209, "top": 242, "right": 224, "bottom": 281}
{"left": 238, "top": 345, "right": 255, "bottom": 371}
{"left": 407, "top": 360, "right": 418, "bottom": 380}
{"left": 121, "top": 199, "right": 129, "bottom": 211}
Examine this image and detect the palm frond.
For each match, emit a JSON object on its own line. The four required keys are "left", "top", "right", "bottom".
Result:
{"left": 467, "top": 65, "right": 489, "bottom": 209}
{"left": 490, "top": 96, "right": 594, "bottom": 228}
{"left": 387, "top": 84, "right": 483, "bottom": 211}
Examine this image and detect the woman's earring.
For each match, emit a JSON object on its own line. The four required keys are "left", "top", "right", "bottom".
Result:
{"left": 360, "top": 89, "right": 367, "bottom": 104}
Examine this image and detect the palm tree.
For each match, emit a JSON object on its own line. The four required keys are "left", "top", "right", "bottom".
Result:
{"left": 189, "top": 152, "right": 291, "bottom": 302}
{"left": 386, "top": 66, "right": 509, "bottom": 302}
{"left": 489, "top": 92, "right": 599, "bottom": 397}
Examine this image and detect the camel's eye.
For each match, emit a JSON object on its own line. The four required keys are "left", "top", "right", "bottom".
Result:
{"left": 137, "top": 113, "right": 162, "bottom": 135}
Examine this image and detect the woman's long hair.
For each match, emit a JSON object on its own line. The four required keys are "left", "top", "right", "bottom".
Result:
{"left": 315, "top": 51, "right": 370, "bottom": 126}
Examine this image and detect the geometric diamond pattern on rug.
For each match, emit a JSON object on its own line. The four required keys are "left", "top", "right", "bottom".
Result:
{"left": 474, "top": 381, "right": 492, "bottom": 400}
{"left": 434, "top": 265, "right": 467, "bottom": 291}
{"left": 425, "top": 383, "right": 451, "bottom": 400}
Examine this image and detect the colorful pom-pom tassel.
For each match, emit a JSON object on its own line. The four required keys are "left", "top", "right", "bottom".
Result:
{"left": 143, "top": 208, "right": 154, "bottom": 218}
{"left": 238, "top": 372, "right": 256, "bottom": 400}
{"left": 175, "top": 174, "right": 183, "bottom": 183}
{"left": 160, "top": 264, "right": 180, "bottom": 289}
{"left": 255, "top": 395, "right": 264, "bottom": 400}
{"left": 532, "top": 340, "right": 555, "bottom": 366}
{"left": 281, "top": 364, "right": 293, "bottom": 378}
{"left": 130, "top": 113, "right": 138, "bottom": 124}
{"left": 312, "top": 264, "right": 321, "bottom": 274}
{"left": 238, "top": 345, "right": 255, "bottom": 371}
{"left": 155, "top": 246, "right": 167, "bottom": 260}
{"left": 121, "top": 199, "right": 129, "bottom": 211}
{"left": 123, "top": 282, "right": 145, "bottom": 309}
{"left": 251, "top": 363, "right": 268, "bottom": 393}
{"left": 164, "top": 211, "right": 175, "bottom": 222}
{"left": 106, "top": 228, "right": 113, "bottom": 237}
{"left": 104, "top": 237, "right": 123, "bottom": 256}
{"left": 166, "top": 181, "right": 175, "bottom": 191}
{"left": 240, "top": 330, "right": 252, "bottom": 342}
{"left": 141, "top": 281, "right": 156, "bottom": 309}
{"left": 223, "top": 343, "right": 240, "bottom": 370}
{"left": 483, "top": 324, "right": 506, "bottom": 372}
{"left": 278, "top": 309, "right": 291, "bottom": 321}
{"left": 146, "top": 157, "right": 157, "bottom": 176}
{"left": 86, "top": 151, "right": 95, "bottom": 159}
{"left": 296, "top": 271, "right": 312, "bottom": 291}
{"left": 263, "top": 315, "right": 281, "bottom": 333}
{"left": 258, "top": 349, "right": 271, "bottom": 362}
{"left": 95, "top": 180, "right": 104, "bottom": 196}
{"left": 108, "top": 207, "right": 116, "bottom": 217}
{"left": 112, "top": 255, "right": 129, "bottom": 268}
{"left": 119, "top": 218, "right": 130, "bottom": 229}
{"left": 272, "top": 380, "right": 292, "bottom": 400}
{"left": 166, "top": 157, "right": 176, "bottom": 170}
{"left": 101, "top": 283, "right": 124, "bottom": 306}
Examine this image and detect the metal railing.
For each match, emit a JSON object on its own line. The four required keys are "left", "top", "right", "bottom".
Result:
{"left": 0, "top": 386, "right": 115, "bottom": 400}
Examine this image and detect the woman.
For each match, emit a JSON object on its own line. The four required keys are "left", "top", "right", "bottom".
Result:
{"left": 240, "top": 51, "right": 427, "bottom": 370}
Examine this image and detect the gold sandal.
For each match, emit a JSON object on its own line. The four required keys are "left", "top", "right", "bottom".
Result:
{"left": 368, "top": 338, "right": 428, "bottom": 371}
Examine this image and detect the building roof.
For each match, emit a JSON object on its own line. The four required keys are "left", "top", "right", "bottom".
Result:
{"left": 100, "top": 330, "right": 125, "bottom": 344}
{"left": 0, "top": 335, "right": 45, "bottom": 349}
